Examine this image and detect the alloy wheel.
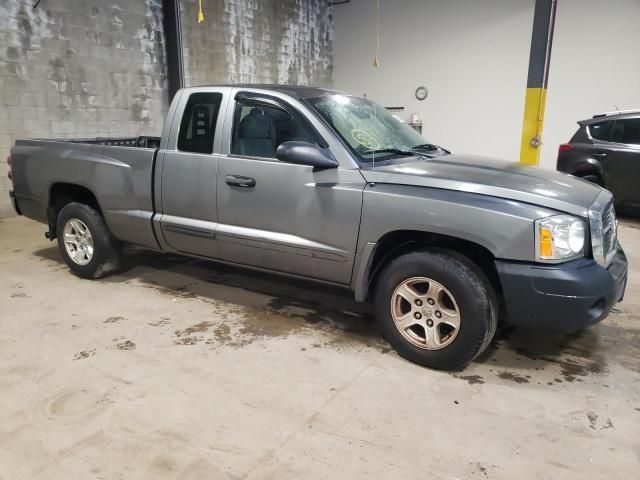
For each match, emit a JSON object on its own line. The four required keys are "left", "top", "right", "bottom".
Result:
{"left": 390, "top": 277, "right": 461, "bottom": 350}
{"left": 63, "top": 218, "right": 94, "bottom": 266}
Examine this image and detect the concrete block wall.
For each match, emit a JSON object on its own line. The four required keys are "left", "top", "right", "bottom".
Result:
{"left": 0, "top": 0, "right": 169, "bottom": 218}
{"left": 0, "top": 0, "right": 334, "bottom": 219}
{"left": 179, "top": 0, "right": 333, "bottom": 87}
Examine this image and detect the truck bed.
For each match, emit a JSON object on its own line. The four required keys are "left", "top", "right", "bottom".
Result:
{"left": 11, "top": 136, "right": 162, "bottom": 250}
{"left": 65, "top": 136, "right": 161, "bottom": 149}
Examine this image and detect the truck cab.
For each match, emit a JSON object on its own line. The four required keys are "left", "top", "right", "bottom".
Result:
{"left": 155, "top": 86, "right": 364, "bottom": 284}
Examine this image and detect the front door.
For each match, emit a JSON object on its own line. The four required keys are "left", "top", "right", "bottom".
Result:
{"left": 216, "top": 94, "right": 365, "bottom": 284}
{"left": 159, "top": 89, "right": 228, "bottom": 257}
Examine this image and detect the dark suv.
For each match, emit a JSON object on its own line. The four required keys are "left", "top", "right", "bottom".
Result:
{"left": 557, "top": 110, "right": 640, "bottom": 209}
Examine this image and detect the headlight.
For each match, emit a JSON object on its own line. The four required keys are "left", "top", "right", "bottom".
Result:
{"left": 535, "top": 215, "right": 586, "bottom": 262}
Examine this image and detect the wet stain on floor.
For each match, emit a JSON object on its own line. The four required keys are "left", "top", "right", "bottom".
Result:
{"left": 587, "top": 411, "right": 598, "bottom": 429}
{"left": 586, "top": 411, "right": 614, "bottom": 430}
{"left": 479, "top": 325, "right": 634, "bottom": 382}
{"left": 73, "top": 349, "right": 96, "bottom": 361}
{"left": 498, "top": 371, "right": 530, "bottom": 384}
{"left": 511, "top": 344, "right": 608, "bottom": 382}
{"left": 472, "top": 462, "right": 493, "bottom": 478}
{"left": 174, "top": 337, "right": 202, "bottom": 346}
{"left": 141, "top": 282, "right": 199, "bottom": 299}
{"left": 174, "top": 321, "right": 215, "bottom": 345}
{"left": 148, "top": 317, "right": 171, "bottom": 327}
{"left": 124, "top": 255, "right": 390, "bottom": 352}
{"left": 175, "top": 321, "right": 214, "bottom": 338}
{"left": 453, "top": 374, "right": 486, "bottom": 385}
{"left": 104, "top": 316, "right": 124, "bottom": 323}
{"left": 115, "top": 339, "right": 136, "bottom": 351}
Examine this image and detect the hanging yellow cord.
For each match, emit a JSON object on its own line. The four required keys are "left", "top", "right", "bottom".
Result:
{"left": 373, "top": 0, "right": 380, "bottom": 67}
{"left": 197, "top": 0, "right": 205, "bottom": 23}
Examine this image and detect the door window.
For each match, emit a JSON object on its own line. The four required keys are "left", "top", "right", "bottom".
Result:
{"left": 611, "top": 118, "right": 640, "bottom": 145}
{"left": 177, "top": 92, "right": 223, "bottom": 153}
{"left": 230, "top": 98, "right": 316, "bottom": 159}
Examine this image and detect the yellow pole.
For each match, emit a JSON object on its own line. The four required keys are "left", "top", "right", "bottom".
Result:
{"left": 520, "top": 88, "right": 546, "bottom": 164}
{"left": 519, "top": 0, "right": 557, "bottom": 165}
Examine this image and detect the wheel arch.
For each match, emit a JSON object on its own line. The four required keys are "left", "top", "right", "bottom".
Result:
{"left": 47, "top": 182, "right": 103, "bottom": 239}
{"left": 354, "top": 230, "right": 502, "bottom": 303}
{"left": 571, "top": 158, "right": 605, "bottom": 183}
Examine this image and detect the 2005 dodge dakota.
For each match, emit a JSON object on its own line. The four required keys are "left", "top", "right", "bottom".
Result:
{"left": 8, "top": 85, "right": 628, "bottom": 370}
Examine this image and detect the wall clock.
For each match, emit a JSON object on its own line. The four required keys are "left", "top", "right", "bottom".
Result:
{"left": 415, "top": 86, "right": 428, "bottom": 101}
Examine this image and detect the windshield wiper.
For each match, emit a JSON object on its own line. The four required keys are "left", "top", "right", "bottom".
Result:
{"left": 361, "top": 147, "right": 425, "bottom": 158}
{"left": 412, "top": 143, "right": 450, "bottom": 154}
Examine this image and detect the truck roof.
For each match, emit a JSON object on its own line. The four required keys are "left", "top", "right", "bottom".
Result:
{"left": 187, "top": 84, "right": 343, "bottom": 99}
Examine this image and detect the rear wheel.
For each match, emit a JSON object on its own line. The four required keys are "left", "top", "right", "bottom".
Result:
{"left": 579, "top": 173, "right": 604, "bottom": 187}
{"left": 56, "top": 202, "right": 121, "bottom": 279}
{"left": 374, "top": 250, "right": 497, "bottom": 370}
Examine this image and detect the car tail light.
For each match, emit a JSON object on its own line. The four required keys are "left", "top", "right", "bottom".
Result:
{"left": 6, "top": 155, "right": 11, "bottom": 181}
{"left": 558, "top": 143, "right": 572, "bottom": 153}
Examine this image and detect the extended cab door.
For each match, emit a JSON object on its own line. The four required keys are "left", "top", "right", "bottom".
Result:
{"left": 215, "top": 91, "right": 365, "bottom": 284}
{"left": 156, "top": 88, "right": 229, "bottom": 257}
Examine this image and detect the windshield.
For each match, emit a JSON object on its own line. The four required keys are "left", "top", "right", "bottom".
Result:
{"left": 306, "top": 94, "right": 447, "bottom": 165}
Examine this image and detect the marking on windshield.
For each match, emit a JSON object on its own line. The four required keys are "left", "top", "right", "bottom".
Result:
{"left": 351, "top": 129, "right": 381, "bottom": 149}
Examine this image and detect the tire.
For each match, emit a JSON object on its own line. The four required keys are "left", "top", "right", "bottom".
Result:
{"left": 56, "top": 202, "right": 121, "bottom": 279}
{"left": 580, "top": 174, "right": 604, "bottom": 187}
{"left": 374, "top": 249, "right": 497, "bottom": 371}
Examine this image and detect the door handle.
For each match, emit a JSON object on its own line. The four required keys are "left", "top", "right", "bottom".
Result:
{"left": 593, "top": 153, "right": 607, "bottom": 158}
{"left": 225, "top": 175, "right": 256, "bottom": 188}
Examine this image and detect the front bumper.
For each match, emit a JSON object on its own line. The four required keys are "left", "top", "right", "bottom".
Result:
{"left": 496, "top": 246, "right": 627, "bottom": 329}
{"left": 9, "top": 190, "right": 21, "bottom": 215}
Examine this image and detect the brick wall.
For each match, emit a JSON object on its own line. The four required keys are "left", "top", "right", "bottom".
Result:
{"left": 180, "top": 0, "right": 333, "bottom": 87}
{"left": 0, "top": 0, "right": 334, "bottom": 218}
{"left": 0, "top": 0, "right": 168, "bottom": 218}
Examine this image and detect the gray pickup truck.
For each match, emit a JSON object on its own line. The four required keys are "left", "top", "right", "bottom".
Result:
{"left": 8, "top": 85, "right": 628, "bottom": 370}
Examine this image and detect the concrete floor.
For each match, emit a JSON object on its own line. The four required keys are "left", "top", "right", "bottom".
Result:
{"left": 1, "top": 216, "right": 639, "bottom": 479}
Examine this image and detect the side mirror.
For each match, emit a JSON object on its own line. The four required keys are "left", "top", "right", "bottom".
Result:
{"left": 276, "top": 141, "right": 338, "bottom": 170}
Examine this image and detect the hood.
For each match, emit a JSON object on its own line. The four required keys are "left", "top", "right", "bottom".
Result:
{"left": 360, "top": 154, "right": 601, "bottom": 216}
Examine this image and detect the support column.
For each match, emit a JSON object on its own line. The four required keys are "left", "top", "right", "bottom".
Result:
{"left": 162, "top": 0, "right": 185, "bottom": 102}
{"left": 520, "top": 0, "right": 557, "bottom": 165}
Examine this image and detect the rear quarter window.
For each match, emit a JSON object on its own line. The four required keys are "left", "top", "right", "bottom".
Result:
{"left": 177, "top": 92, "right": 223, "bottom": 154}
{"left": 588, "top": 121, "right": 613, "bottom": 141}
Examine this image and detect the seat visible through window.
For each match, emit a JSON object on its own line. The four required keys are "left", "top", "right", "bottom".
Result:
{"left": 231, "top": 98, "right": 317, "bottom": 159}
{"left": 236, "top": 108, "right": 277, "bottom": 158}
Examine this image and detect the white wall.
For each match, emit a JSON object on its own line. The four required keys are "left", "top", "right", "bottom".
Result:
{"left": 542, "top": 0, "right": 640, "bottom": 166}
{"left": 333, "top": 0, "right": 533, "bottom": 162}
{"left": 333, "top": 0, "right": 640, "bottom": 169}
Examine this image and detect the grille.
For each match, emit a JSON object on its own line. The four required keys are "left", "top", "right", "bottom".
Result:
{"left": 589, "top": 191, "right": 617, "bottom": 267}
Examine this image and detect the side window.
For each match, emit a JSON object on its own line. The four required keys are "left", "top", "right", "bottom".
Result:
{"left": 230, "top": 98, "right": 316, "bottom": 159}
{"left": 611, "top": 118, "right": 640, "bottom": 145}
{"left": 177, "top": 92, "right": 223, "bottom": 153}
{"left": 589, "top": 121, "right": 613, "bottom": 141}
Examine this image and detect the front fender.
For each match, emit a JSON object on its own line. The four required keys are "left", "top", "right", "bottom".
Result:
{"left": 351, "top": 184, "right": 558, "bottom": 300}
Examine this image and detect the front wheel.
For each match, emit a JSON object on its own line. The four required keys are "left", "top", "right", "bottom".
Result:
{"left": 56, "top": 202, "right": 121, "bottom": 279}
{"left": 374, "top": 250, "right": 497, "bottom": 370}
